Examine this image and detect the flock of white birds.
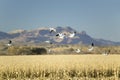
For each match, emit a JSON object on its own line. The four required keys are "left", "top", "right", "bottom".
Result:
{"left": 5, "top": 27, "right": 109, "bottom": 55}
{"left": 48, "top": 27, "right": 95, "bottom": 53}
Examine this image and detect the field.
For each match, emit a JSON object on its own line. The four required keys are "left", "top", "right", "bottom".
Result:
{"left": 0, "top": 55, "right": 120, "bottom": 80}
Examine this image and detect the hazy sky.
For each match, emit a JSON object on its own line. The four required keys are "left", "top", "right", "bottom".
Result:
{"left": 0, "top": 0, "right": 120, "bottom": 41}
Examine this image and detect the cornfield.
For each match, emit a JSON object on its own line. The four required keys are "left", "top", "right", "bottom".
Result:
{"left": 0, "top": 55, "right": 120, "bottom": 80}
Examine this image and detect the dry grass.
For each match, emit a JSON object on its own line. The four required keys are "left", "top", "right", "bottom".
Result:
{"left": 0, "top": 55, "right": 120, "bottom": 80}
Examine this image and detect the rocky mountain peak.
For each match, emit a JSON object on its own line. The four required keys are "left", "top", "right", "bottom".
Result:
{"left": 0, "top": 27, "right": 120, "bottom": 46}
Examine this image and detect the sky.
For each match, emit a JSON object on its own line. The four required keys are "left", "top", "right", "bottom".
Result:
{"left": 0, "top": 0, "right": 120, "bottom": 42}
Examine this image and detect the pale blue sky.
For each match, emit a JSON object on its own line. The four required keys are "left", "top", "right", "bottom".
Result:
{"left": 0, "top": 0, "right": 120, "bottom": 41}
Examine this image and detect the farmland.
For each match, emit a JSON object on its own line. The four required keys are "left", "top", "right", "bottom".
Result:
{"left": 0, "top": 55, "right": 120, "bottom": 80}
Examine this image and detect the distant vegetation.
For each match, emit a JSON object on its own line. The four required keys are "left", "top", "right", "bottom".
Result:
{"left": 0, "top": 43, "right": 120, "bottom": 55}
{"left": 7, "top": 46, "right": 47, "bottom": 55}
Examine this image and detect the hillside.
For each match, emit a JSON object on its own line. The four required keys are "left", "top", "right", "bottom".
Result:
{"left": 0, "top": 27, "right": 120, "bottom": 46}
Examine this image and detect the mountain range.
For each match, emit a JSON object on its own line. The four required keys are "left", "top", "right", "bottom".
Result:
{"left": 0, "top": 27, "right": 120, "bottom": 46}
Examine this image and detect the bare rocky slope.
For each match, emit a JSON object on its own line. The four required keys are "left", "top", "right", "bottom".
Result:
{"left": 0, "top": 27, "right": 120, "bottom": 46}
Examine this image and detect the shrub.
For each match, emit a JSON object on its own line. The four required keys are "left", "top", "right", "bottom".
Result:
{"left": 31, "top": 47, "right": 47, "bottom": 55}
{"left": 7, "top": 46, "right": 47, "bottom": 55}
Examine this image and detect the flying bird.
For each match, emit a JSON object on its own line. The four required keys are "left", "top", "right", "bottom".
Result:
{"left": 49, "top": 28, "right": 56, "bottom": 33}
{"left": 56, "top": 33, "right": 65, "bottom": 39}
{"left": 68, "top": 31, "right": 76, "bottom": 38}
{"left": 75, "top": 49, "right": 81, "bottom": 53}
{"left": 7, "top": 40, "right": 12, "bottom": 46}
{"left": 88, "top": 43, "right": 94, "bottom": 52}
{"left": 88, "top": 47, "right": 94, "bottom": 52}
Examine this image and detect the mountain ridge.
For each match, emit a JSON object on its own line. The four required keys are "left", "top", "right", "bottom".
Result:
{"left": 0, "top": 27, "right": 120, "bottom": 46}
